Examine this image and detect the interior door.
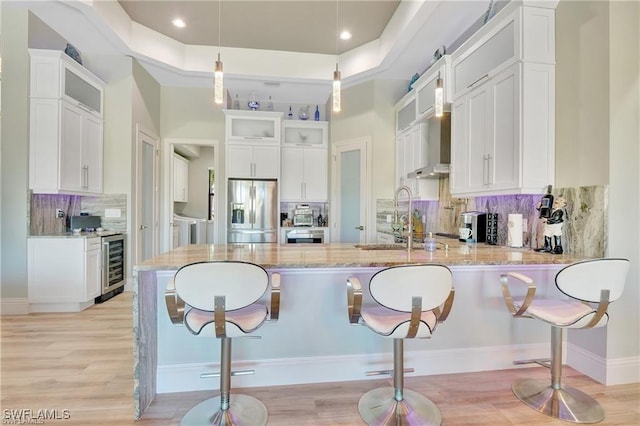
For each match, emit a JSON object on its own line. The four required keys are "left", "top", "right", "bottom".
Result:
{"left": 332, "top": 138, "right": 370, "bottom": 243}
{"left": 136, "top": 126, "right": 159, "bottom": 263}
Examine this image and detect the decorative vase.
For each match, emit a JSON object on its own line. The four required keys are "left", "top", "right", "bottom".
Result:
{"left": 298, "top": 105, "right": 310, "bottom": 120}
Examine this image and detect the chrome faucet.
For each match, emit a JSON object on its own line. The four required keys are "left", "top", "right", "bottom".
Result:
{"left": 393, "top": 185, "right": 414, "bottom": 251}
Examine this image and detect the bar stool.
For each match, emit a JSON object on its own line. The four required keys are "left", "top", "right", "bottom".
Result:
{"left": 165, "top": 261, "right": 281, "bottom": 426}
{"left": 346, "top": 264, "right": 455, "bottom": 426}
{"left": 500, "top": 258, "right": 629, "bottom": 423}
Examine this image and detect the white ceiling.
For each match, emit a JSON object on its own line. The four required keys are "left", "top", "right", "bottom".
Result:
{"left": 117, "top": 1, "right": 401, "bottom": 56}
{"left": 18, "top": 0, "right": 497, "bottom": 105}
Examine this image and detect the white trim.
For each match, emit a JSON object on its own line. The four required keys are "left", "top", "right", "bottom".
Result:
{"left": 0, "top": 298, "right": 30, "bottom": 315}
{"left": 157, "top": 343, "right": 548, "bottom": 393}
{"left": 567, "top": 342, "right": 640, "bottom": 385}
{"left": 330, "top": 137, "right": 372, "bottom": 243}
{"left": 135, "top": 125, "right": 160, "bottom": 265}
{"left": 162, "top": 138, "right": 220, "bottom": 251}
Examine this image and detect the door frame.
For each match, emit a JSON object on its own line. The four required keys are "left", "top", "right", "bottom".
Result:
{"left": 330, "top": 137, "right": 372, "bottom": 243}
{"left": 161, "top": 138, "right": 220, "bottom": 252}
{"left": 135, "top": 125, "right": 159, "bottom": 265}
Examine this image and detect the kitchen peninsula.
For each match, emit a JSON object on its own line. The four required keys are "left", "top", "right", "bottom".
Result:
{"left": 133, "top": 241, "right": 588, "bottom": 418}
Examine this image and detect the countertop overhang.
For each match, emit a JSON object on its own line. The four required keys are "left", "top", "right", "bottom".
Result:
{"left": 136, "top": 241, "right": 588, "bottom": 271}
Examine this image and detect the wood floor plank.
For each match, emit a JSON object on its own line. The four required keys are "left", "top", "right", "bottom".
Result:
{"left": 2, "top": 291, "right": 638, "bottom": 425}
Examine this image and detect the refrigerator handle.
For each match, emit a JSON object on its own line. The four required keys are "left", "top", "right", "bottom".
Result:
{"left": 250, "top": 185, "right": 256, "bottom": 224}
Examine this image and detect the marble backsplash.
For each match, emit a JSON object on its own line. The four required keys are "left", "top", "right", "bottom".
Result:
{"left": 376, "top": 178, "right": 606, "bottom": 257}
{"left": 30, "top": 193, "right": 127, "bottom": 235}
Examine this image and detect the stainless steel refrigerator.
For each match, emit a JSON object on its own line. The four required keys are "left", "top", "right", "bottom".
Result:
{"left": 227, "top": 178, "right": 278, "bottom": 243}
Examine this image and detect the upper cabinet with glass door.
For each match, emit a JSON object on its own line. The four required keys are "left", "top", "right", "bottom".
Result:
{"left": 282, "top": 120, "right": 328, "bottom": 148}
{"left": 30, "top": 49, "right": 103, "bottom": 117}
{"left": 224, "top": 110, "right": 283, "bottom": 144}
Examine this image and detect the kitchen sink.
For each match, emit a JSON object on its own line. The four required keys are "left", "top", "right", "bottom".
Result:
{"left": 354, "top": 244, "right": 409, "bottom": 250}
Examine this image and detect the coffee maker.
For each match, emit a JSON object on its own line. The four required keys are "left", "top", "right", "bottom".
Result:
{"left": 459, "top": 211, "right": 487, "bottom": 243}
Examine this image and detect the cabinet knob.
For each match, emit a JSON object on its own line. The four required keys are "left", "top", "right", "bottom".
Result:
{"left": 355, "top": 225, "right": 364, "bottom": 231}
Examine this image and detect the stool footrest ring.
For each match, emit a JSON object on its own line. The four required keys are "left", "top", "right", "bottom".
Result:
{"left": 365, "top": 368, "right": 414, "bottom": 377}
{"left": 514, "top": 358, "right": 551, "bottom": 368}
{"left": 200, "top": 369, "right": 255, "bottom": 379}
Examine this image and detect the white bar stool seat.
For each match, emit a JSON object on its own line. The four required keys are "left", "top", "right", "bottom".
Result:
{"left": 165, "top": 261, "right": 281, "bottom": 426}
{"left": 500, "top": 258, "right": 629, "bottom": 424}
{"left": 346, "top": 264, "right": 455, "bottom": 426}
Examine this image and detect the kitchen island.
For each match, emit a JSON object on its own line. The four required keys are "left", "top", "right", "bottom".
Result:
{"left": 133, "top": 241, "right": 588, "bottom": 418}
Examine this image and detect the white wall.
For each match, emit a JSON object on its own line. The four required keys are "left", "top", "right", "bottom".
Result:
{"left": 160, "top": 87, "right": 225, "bottom": 244}
{"left": 555, "top": 1, "right": 610, "bottom": 187}
{"left": 556, "top": 1, "right": 640, "bottom": 384}
{"left": 180, "top": 147, "right": 215, "bottom": 219}
{"left": 606, "top": 0, "right": 639, "bottom": 375}
{"left": 329, "top": 79, "right": 406, "bottom": 241}
{"left": 0, "top": 6, "right": 29, "bottom": 299}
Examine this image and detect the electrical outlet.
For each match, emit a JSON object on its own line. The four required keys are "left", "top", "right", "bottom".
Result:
{"left": 56, "top": 209, "right": 64, "bottom": 218}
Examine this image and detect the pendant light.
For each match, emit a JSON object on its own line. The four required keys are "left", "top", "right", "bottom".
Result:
{"left": 434, "top": 3, "right": 443, "bottom": 117}
{"left": 332, "top": 0, "right": 341, "bottom": 113}
{"left": 435, "top": 71, "right": 443, "bottom": 117}
{"left": 213, "top": 0, "right": 224, "bottom": 105}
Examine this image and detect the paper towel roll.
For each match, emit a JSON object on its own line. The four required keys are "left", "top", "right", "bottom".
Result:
{"left": 508, "top": 214, "right": 523, "bottom": 248}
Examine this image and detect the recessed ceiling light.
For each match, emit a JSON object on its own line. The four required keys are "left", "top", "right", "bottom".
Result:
{"left": 340, "top": 30, "right": 352, "bottom": 41}
{"left": 172, "top": 18, "right": 186, "bottom": 28}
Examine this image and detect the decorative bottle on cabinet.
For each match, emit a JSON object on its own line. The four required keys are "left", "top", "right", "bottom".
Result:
{"left": 314, "top": 105, "right": 320, "bottom": 121}
{"left": 288, "top": 106, "right": 293, "bottom": 119}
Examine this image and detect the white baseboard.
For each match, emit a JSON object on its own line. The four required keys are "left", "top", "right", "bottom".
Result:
{"left": 157, "top": 343, "right": 549, "bottom": 394}
{"left": 29, "top": 300, "right": 94, "bottom": 313}
{"left": 0, "top": 298, "right": 29, "bottom": 315}
{"left": 567, "top": 342, "right": 640, "bottom": 385}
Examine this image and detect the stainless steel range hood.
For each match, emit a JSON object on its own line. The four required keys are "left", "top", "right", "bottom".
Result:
{"left": 408, "top": 112, "right": 451, "bottom": 179}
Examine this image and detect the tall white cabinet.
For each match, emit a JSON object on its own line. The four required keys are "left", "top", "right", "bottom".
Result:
{"left": 449, "top": 3, "right": 556, "bottom": 197}
{"left": 280, "top": 121, "right": 328, "bottom": 202}
{"left": 224, "top": 110, "right": 282, "bottom": 180}
{"left": 29, "top": 49, "right": 105, "bottom": 195}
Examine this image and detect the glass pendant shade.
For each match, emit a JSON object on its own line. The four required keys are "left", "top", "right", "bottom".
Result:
{"left": 435, "top": 73, "right": 444, "bottom": 117}
{"left": 333, "top": 66, "right": 341, "bottom": 112}
{"left": 214, "top": 54, "right": 224, "bottom": 105}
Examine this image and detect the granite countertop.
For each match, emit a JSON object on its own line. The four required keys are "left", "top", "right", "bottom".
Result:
{"left": 136, "top": 240, "right": 588, "bottom": 271}
{"left": 29, "top": 230, "right": 124, "bottom": 239}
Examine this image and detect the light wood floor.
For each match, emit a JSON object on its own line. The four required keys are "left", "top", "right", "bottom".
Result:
{"left": 1, "top": 292, "right": 638, "bottom": 425}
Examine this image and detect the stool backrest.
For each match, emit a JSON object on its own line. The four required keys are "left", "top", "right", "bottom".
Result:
{"left": 174, "top": 261, "right": 269, "bottom": 311}
{"left": 556, "top": 258, "right": 629, "bottom": 303}
{"left": 369, "top": 264, "right": 453, "bottom": 311}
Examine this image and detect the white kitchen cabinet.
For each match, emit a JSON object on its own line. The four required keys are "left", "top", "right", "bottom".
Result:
{"left": 227, "top": 144, "right": 280, "bottom": 179}
{"left": 451, "top": 61, "right": 553, "bottom": 197}
{"left": 395, "top": 124, "right": 438, "bottom": 200}
{"left": 282, "top": 120, "right": 328, "bottom": 147}
{"left": 29, "top": 49, "right": 104, "bottom": 195}
{"left": 450, "top": 2, "right": 556, "bottom": 197}
{"left": 173, "top": 154, "right": 189, "bottom": 202}
{"left": 281, "top": 147, "right": 328, "bottom": 202}
{"left": 27, "top": 237, "right": 102, "bottom": 312}
{"left": 224, "top": 110, "right": 282, "bottom": 143}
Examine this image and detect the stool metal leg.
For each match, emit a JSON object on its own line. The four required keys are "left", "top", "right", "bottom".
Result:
{"left": 512, "top": 327, "right": 605, "bottom": 423}
{"left": 181, "top": 338, "right": 268, "bottom": 426}
{"left": 358, "top": 339, "right": 441, "bottom": 426}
